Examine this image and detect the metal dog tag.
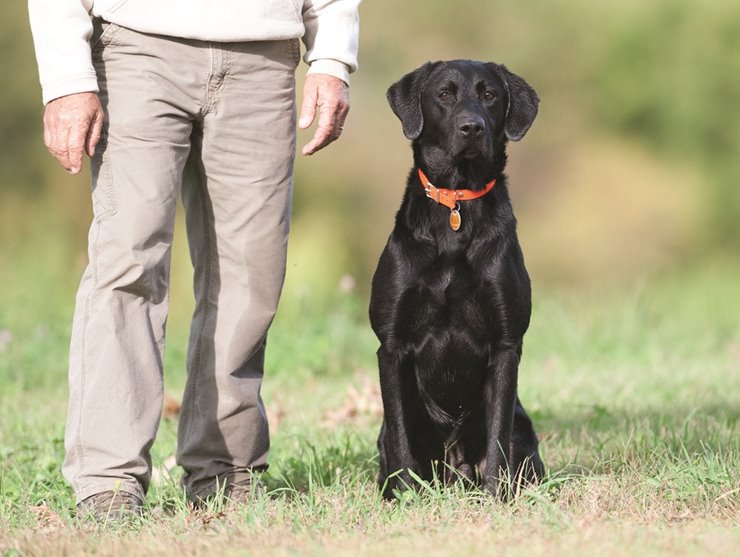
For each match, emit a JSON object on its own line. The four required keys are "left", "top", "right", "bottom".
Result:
{"left": 449, "top": 208, "right": 461, "bottom": 231}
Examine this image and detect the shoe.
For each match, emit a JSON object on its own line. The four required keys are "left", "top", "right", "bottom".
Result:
{"left": 223, "top": 477, "right": 266, "bottom": 504}
{"left": 190, "top": 476, "right": 266, "bottom": 509}
{"left": 77, "top": 490, "right": 144, "bottom": 522}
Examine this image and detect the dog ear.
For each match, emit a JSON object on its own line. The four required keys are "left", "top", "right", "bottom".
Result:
{"left": 387, "top": 62, "right": 439, "bottom": 140}
{"left": 496, "top": 65, "right": 539, "bottom": 142}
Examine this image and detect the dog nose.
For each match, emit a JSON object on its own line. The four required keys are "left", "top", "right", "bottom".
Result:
{"left": 458, "top": 116, "right": 485, "bottom": 138}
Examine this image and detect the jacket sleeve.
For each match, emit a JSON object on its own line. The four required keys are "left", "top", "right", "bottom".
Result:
{"left": 302, "top": 0, "right": 360, "bottom": 84}
{"left": 28, "top": 0, "right": 97, "bottom": 105}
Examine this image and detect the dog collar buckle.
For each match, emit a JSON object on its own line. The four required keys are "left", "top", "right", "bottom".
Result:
{"left": 424, "top": 184, "right": 441, "bottom": 203}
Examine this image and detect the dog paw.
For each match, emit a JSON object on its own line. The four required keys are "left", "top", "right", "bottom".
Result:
{"left": 378, "top": 470, "right": 416, "bottom": 500}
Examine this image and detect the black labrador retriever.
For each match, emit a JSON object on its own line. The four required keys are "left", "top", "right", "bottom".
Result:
{"left": 369, "top": 60, "right": 545, "bottom": 499}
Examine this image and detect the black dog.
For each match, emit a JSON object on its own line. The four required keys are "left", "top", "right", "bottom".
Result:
{"left": 369, "top": 60, "right": 545, "bottom": 499}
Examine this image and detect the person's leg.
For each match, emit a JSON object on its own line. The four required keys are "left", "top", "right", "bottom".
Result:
{"left": 177, "top": 39, "right": 300, "bottom": 500}
{"left": 63, "top": 23, "right": 204, "bottom": 504}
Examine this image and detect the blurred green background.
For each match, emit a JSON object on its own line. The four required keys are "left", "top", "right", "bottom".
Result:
{"left": 1, "top": 0, "right": 739, "bottom": 327}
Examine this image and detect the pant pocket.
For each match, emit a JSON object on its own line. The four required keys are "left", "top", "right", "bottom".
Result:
{"left": 91, "top": 19, "right": 125, "bottom": 51}
{"left": 90, "top": 145, "right": 118, "bottom": 222}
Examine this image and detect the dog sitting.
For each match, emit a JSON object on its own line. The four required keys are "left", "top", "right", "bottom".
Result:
{"left": 369, "top": 60, "right": 545, "bottom": 499}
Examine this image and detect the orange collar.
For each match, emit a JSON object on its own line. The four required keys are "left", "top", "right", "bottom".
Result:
{"left": 418, "top": 168, "right": 496, "bottom": 210}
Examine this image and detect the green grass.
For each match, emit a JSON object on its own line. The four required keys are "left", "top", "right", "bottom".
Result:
{"left": 1, "top": 258, "right": 739, "bottom": 556}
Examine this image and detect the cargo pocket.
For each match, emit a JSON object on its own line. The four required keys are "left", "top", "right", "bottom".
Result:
{"left": 90, "top": 143, "right": 118, "bottom": 222}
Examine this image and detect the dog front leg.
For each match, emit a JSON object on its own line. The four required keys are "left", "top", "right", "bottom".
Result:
{"left": 481, "top": 347, "right": 519, "bottom": 498}
{"left": 377, "top": 346, "right": 418, "bottom": 499}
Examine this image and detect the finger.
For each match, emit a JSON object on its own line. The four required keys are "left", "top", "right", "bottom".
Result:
{"left": 66, "top": 122, "right": 89, "bottom": 174}
{"left": 43, "top": 120, "right": 52, "bottom": 153}
{"left": 86, "top": 109, "right": 104, "bottom": 157}
{"left": 302, "top": 117, "right": 334, "bottom": 156}
{"left": 302, "top": 102, "right": 348, "bottom": 156}
{"left": 45, "top": 115, "right": 73, "bottom": 171}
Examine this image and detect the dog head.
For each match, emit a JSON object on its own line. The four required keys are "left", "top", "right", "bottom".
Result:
{"left": 387, "top": 60, "right": 539, "bottom": 175}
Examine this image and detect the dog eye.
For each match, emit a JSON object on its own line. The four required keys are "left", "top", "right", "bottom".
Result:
{"left": 438, "top": 90, "right": 452, "bottom": 101}
{"left": 483, "top": 91, "right": 495, "bottom": 101}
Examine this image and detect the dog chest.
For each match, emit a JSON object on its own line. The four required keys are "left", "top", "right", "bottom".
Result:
{"left": 412, "top": 328, "right": 490, "bottom": 424}
{"left": 392, "top": 254, "right": 497, "bottom": 347}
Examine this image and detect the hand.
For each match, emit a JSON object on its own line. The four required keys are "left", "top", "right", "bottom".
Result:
{"left": 43, "top": 92, "right": 105, "bottom": 174}
{"left": 298, "top": 74, "right": 350, "bottom": 156}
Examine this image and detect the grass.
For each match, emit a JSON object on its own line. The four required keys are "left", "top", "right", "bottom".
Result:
{"left": 0, "top": 256, "right": 739, "bottom": 556}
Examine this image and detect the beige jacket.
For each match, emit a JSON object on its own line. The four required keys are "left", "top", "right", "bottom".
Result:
{"left": 28, "top": 0, "right": 360, "bottom": 104}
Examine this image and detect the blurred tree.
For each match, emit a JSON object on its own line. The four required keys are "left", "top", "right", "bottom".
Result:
{"left": 2, "top": 0, "right": 737, "bottom": 299}
{"left": 0, "top": 2, "right": 48, "bottom": 194}
{"left": 595, "top": 0, "right": 740, "bottom": 247}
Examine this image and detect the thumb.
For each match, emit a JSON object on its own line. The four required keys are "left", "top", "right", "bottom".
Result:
{"left": 299, "top": 82, "right": 318, "bottom": 129}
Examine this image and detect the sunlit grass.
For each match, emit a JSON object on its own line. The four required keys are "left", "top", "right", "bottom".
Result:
{"left": 1, "top": 257, "right": 738, "bottom": 556}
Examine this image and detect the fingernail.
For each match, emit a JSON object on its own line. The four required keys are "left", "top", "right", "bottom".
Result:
{"left": 70, "top": 167, "right": 80, "bottom": 174}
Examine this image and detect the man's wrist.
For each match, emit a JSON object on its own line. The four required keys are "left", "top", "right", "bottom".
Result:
{"left": 306, "top": 60, "right": 351, "bottom": 86}
{"left": 42, "top": 76, "right": 99, "bottom": 106}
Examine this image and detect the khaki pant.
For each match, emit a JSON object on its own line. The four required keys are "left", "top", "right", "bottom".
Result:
{"left": 63, "top": 22, "right": 299, "bottom": 503}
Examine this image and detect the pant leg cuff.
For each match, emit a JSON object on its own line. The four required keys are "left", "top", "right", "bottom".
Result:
{"left": 75, "top": 481, "right": 146, "bottom": 505}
